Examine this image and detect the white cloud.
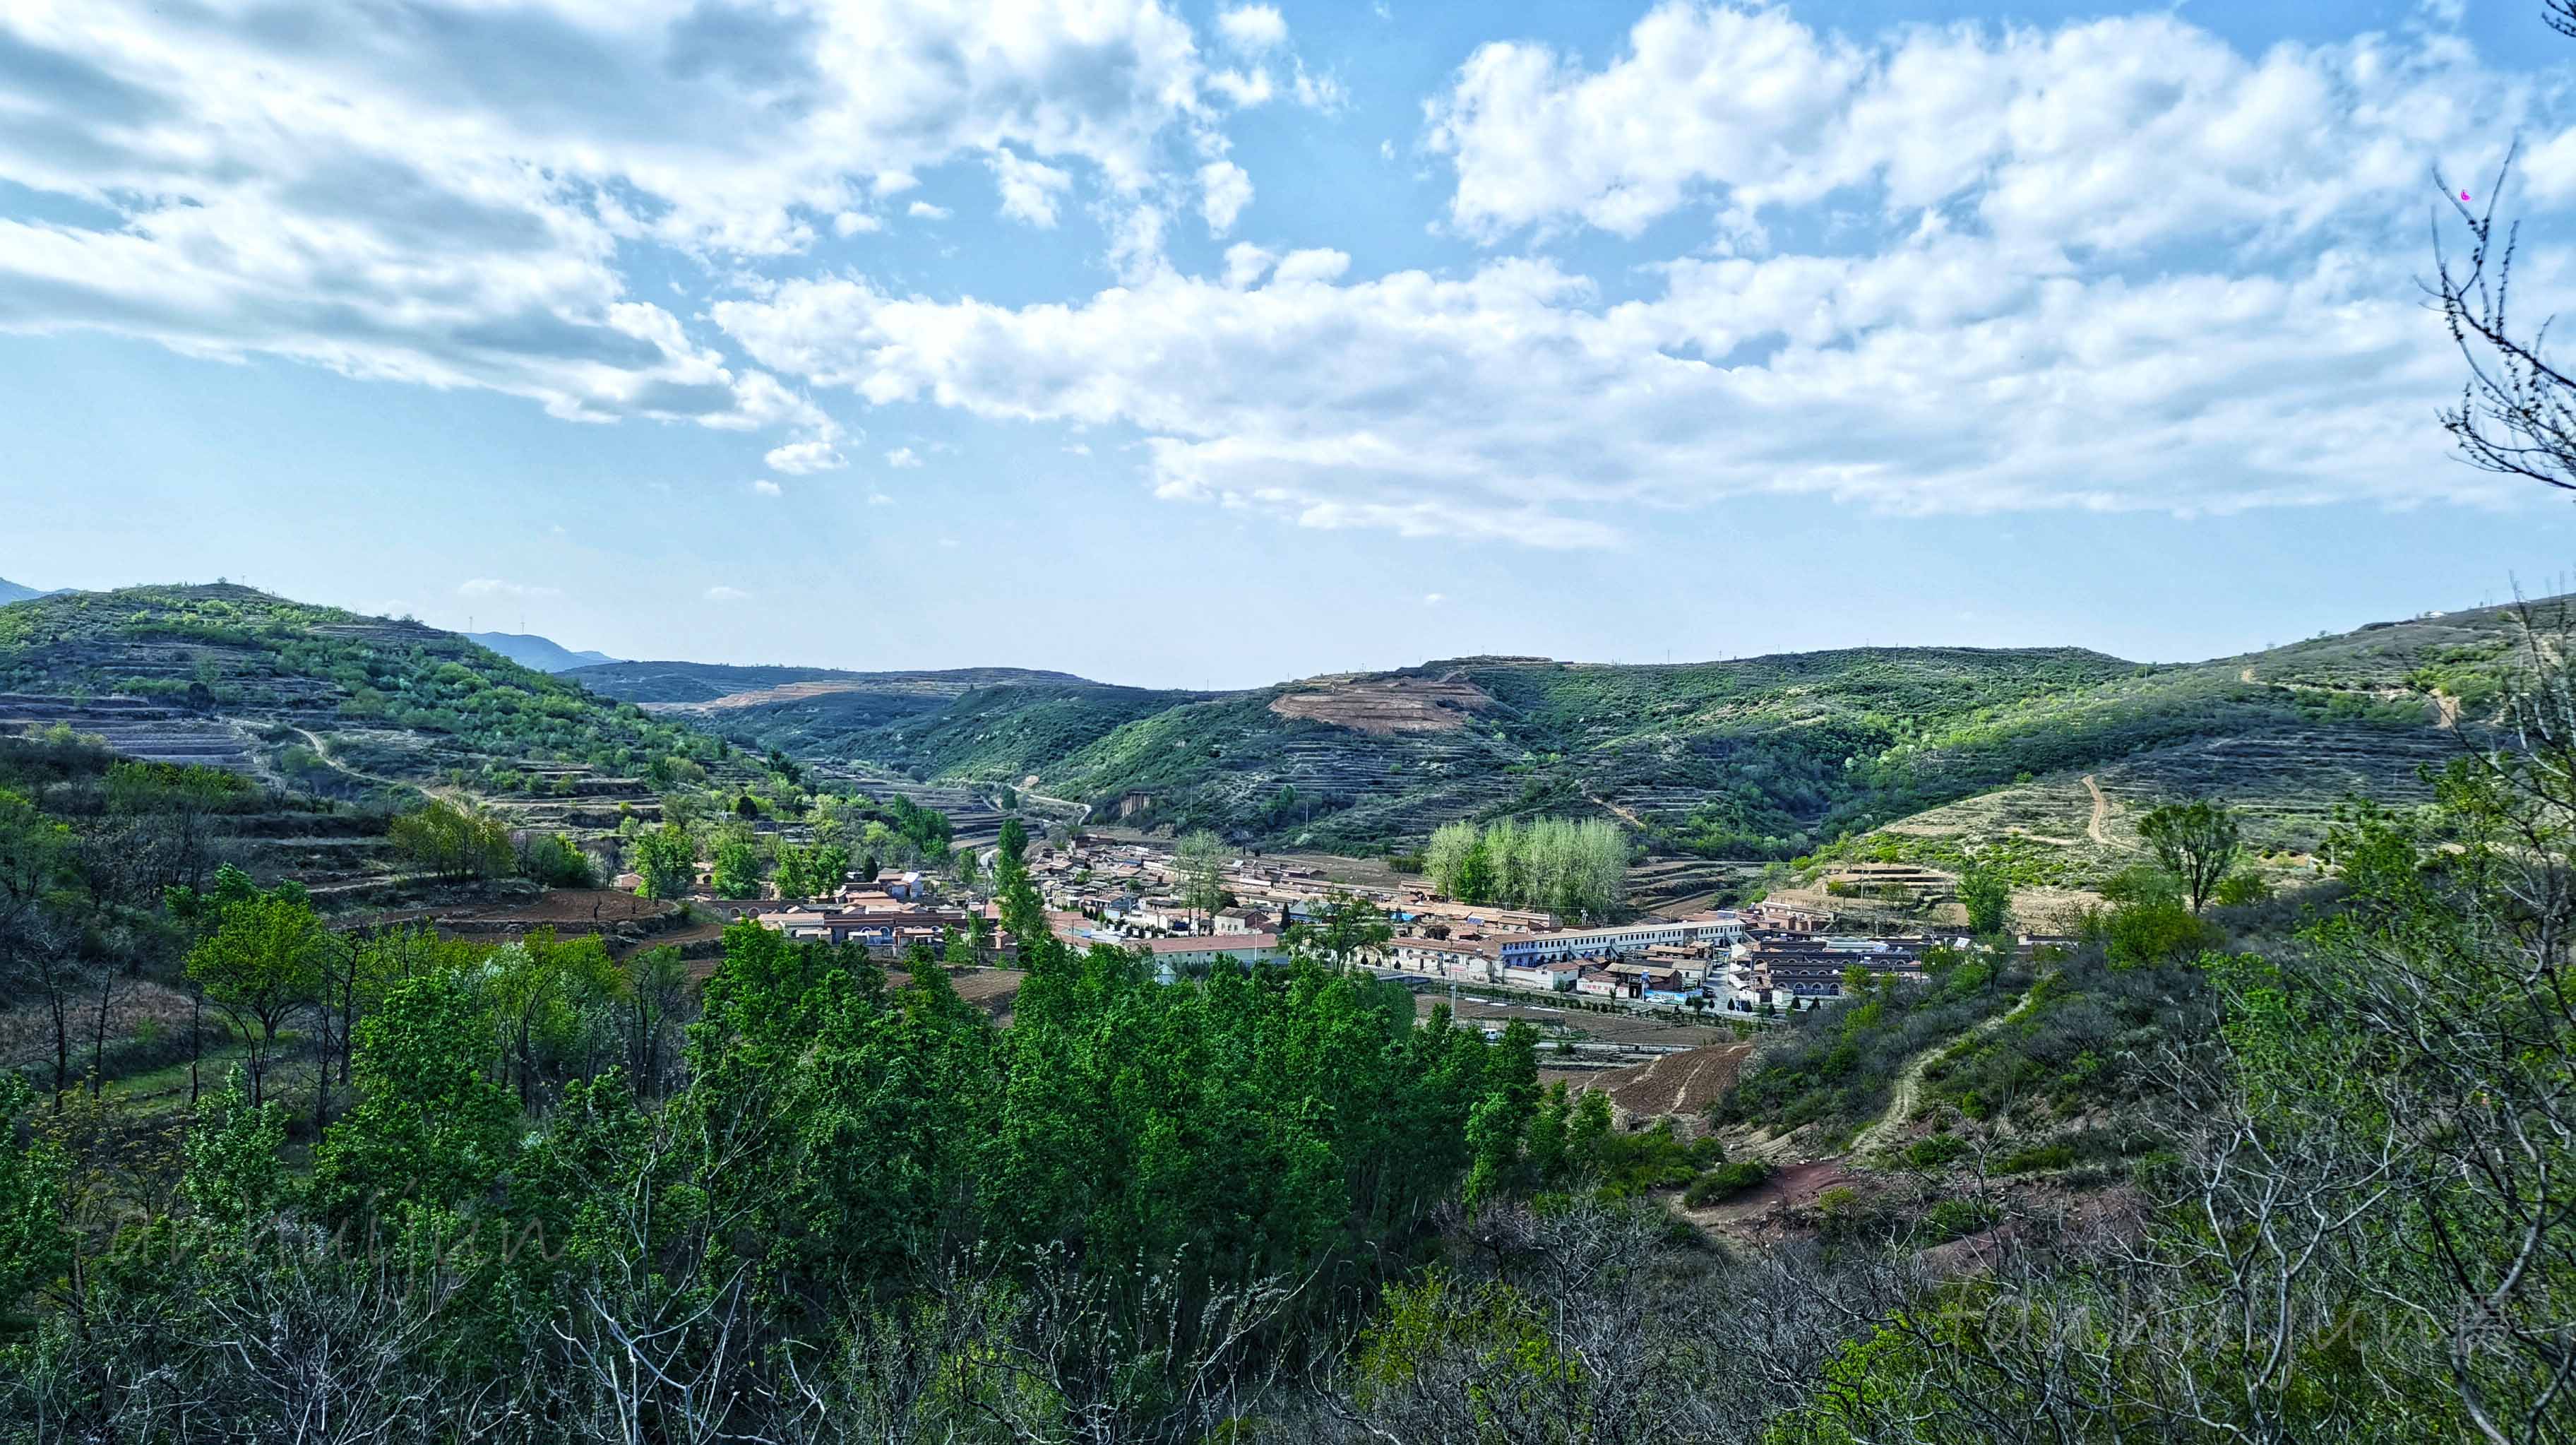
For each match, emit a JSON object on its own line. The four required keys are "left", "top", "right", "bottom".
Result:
{"left": 907, "top": 201, "right": 953, "bottom": 220}
{"left": 1106, "top": 203, "right": 1174, "bottom": 281}
{"left": 714, "top": 210, "right": 2542, "bottom": 545}
{"left": 1426, "top": 4, "right": 2543, "bottom": 248}
{"left": 705, "top": 585, "right": 750, "bottom": 602}
{"left": 459, "top": 578, "right": 563, "bottom": 600}
{"left": 885, "top": 446, "right": 924, "bottom": 468}
{"left": 764, "top": 439, "right": 847, "bottom": 473}
{"left": 0, "top": 0, "right": 1224, "bottom": 430}
{"left": 991, "top": 151, "right": 1075, "bottom": 227}
{"left": 751, "top": 479, "right": 782, "bottom": 496}
{"left": 1210, "top": 69, "right": 1276, "bottom": 107}
{"left": 1222, "top": 244, "right": 1277, "bottom": 289}
{"left": 1423, "top": 593, "right": 1446, "bottom": 606}
{"left": 868, "top": 492, "right": 895, "bottom": 506}
{"left": 1199, "top": 160, "right": 1255, "bottom": 234}
{"left": 1218, "top": 6, "right": 1289, "bottom": 53}
{"left": 711, "top": 5, "right": 2576, "bottom": 543}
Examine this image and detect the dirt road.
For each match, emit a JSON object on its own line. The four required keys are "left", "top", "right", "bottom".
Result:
{"left": 2083, "top": 773, "right": 2111, "bottom": 846}
{"left": 1851, "top": 981, "right": 2046, "bottom": 1158}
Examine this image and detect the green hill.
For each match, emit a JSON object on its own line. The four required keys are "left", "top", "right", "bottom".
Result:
{"left": 665, "top": 606, "right": 2518, "bottom": 873}
{"left": 1, "top": 583, "right": 2520, "bottom": 889}
{"left": 463, "top": 631, "right": 618, "bottom": 672}
{"left": 0, "top": 584, "right": 735, "bottom": 807}
{"left": 565, "top": 660, "right": 1092, "bottom": 706}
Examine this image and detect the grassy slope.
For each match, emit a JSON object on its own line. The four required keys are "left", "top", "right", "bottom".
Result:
{"left": 712, "top": 604, "right": 2520, "bottom": 864}
{"left": 1048, "top": 649, "right": 2155, "bottom": 852}
{"left": 17, "top": 583, "right": 2513, "bottom": 877}
{"left": 1831, "top": 603, "right": 2517, "bottom": 888}
{"left": 0, "top": 584, "right": 733, "bottom": 802}
{"left": 566, "top": 661, "right": 1092, "bottom": 705}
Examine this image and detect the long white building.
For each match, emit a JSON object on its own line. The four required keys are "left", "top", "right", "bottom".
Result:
{"left": 1490, "top": 913, "right": 1745, "bottom": 967}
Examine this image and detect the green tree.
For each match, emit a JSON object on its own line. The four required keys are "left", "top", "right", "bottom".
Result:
{"left": 1287, "top": 890, "right": 1392, "bottom": 973}
{"left": 996, "top": 816, "right": 1029, "bottom": 885}
{"left": 1175, "top": 828, "right": 1227, "bottom": 929}
{"left": 711, "top": 831, "right": 763, "bottom": 898}
{"left": 0, "top": 1071, "right": 69, "bottom": 1324}
{"left": 486, "top": 929, "right": 625, "bottom": 1111}
{"left": 312, "top": 970, "right": 520, "bottom": 1222}
{"left": 1957, "top": 852, "right": 2013, "bottom": 936}
{"left": 388, "top": 799, "right": 514, "bottom": 881}
{"left": 186, "top": 892, "right": 328, "bottom": 1105}
{"left": 2137, "top": 797, "right": 2241, "bottom": 913}
{"left": 515, "top": 831, "right": 596, "bottom": 887}
{"left": 633, "top": 821, "right": 698, "bottom": 900}
{"left": 180, "top": 1076, "right": 290, "bottom": 1234}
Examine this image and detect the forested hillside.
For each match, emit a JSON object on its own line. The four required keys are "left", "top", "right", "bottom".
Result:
{"left": 0, "top": 585, "right": 734, "bottom": 807}
{"left": 5, "top": 654, "right": 2572, "bottom": 1440}
{"left": 567, "top": 660, "right": 1095, "bottom": 706}
{"left": 660, "top": 611, "right": 2509, "bottom": 876}
{"left": 460, "top": 631, "right": 617, "bottom": 673}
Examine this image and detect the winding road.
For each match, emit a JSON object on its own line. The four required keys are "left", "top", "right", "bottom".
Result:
{"left": 1852, "top": 979, "right": 2049, "bottom": 1159}
{"left": 2082, "top": 773, "right": 2111, "bottom": 846}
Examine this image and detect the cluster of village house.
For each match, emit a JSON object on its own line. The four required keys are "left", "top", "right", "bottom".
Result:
{"left": 727, "top": 836, "right": 2056, "bottom": 1013}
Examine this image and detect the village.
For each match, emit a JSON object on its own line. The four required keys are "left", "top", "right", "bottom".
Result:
{"left": 726, "top": 828, "right": 2056, "bottom": 1021}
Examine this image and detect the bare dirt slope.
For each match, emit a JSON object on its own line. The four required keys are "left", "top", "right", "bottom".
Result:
{"left": 1585, "top": 1042, "right": 1755, "bottom": 1119}
{"left": 1267, "top": 673, "right": 1495, "bottom": 735}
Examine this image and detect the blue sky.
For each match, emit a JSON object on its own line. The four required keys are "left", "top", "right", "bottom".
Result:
{"left": 5, "top": 0, "right": 2576, "bottom": 687}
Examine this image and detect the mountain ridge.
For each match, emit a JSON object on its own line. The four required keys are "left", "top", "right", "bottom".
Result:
{"left": 649, "top": 609, "right": 2518, "bottom": 872}
{"left": 462, "top": 631, "right": 619, "bottom": 672}
{"left": 0, "top": 580, "right": 2527, "bottom": 888}
{"left": 0, "top": 576, "right": 68, "bottom": 606}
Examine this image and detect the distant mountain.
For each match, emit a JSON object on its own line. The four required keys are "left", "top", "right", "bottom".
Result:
{"left": 0, "top": 585, "right": 734, "bottom": 807}
{"left": 463, "top": 631, "right": 619, "bottom": 672}
{"left": 0, "top": 577, "right": 63, "bottom": 605}
{"left": 662, "top": 607, "right": 2524, "bottom": 877}
{"left": 565, "top": 660, "right": 1095, "bottom": 706}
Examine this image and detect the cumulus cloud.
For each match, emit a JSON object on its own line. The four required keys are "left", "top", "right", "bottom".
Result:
{"left": 751, "top": 479, "right": 782, "bottom": 496}
{"left": 1218, "top": 6, "right": 1289, "bottom": 52}
{"left": 885, "top": 446, "right": 924, "bottom": 468}
{"left": 907, "top": 201, "right": 953, "bottom": 220}
{"left": 705, "top": 585, "right": 751, "bottom": 602}
{"left": 1199, "top": 160, "right": 1255, "bottom": 233}
{"left": 764, "top": 439, "right": 847, "bottom": 473}
{"left": 459, "top": 578, "right": 563, "bottom": 600}
{"left": 991, "top": 151, "right": 1075, "bottom": 227}
{"left": 712, "top": 228, "right": 2548, "bottom": 545}
{"left": 0, "top": 0, "right": 1224, "bottom": 429}
{"left": 1425, "top": 3, "right": 2551, "bottom": 246}
{"left": 700, "top": 5, "right": 2576, "bottom": 544}
{"left": 1222, "top": 244, "right": 1276, "bottom": 288}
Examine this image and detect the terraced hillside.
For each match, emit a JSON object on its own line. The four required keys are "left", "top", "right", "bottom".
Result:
{"left": 3, "top": 582, "right": 2527, "bottom": 893}
{"left": 1030, "top": 649, "right": 2158, "bottom": 853}
{"left": 0, "top": 585, "right": 749, "bottom": 836}
{"left": 680, "top": 604, "right": 2522, "bottom": 874}
{"left": 1815, "top": 603, "right": 2515, "bottom": 897}
{"left": 567, "top": 660, "right": 1090, "bottom": 706}
{"left": 628, "top": 669, "right": 1215, "bottom": 790}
